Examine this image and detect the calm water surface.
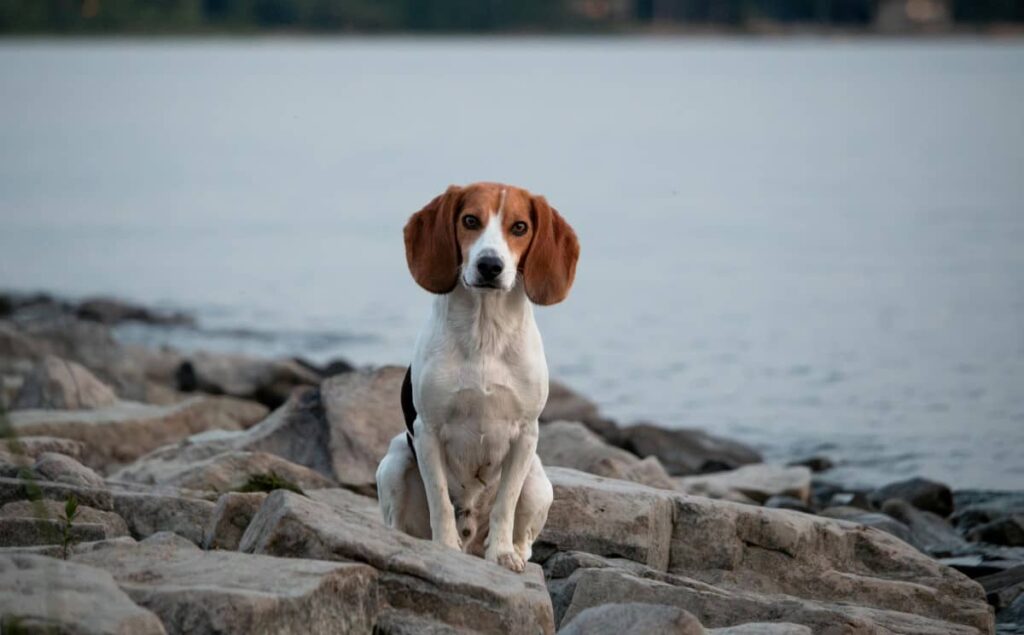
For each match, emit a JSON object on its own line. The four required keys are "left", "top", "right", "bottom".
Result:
{"left": 2, "top": 38, "right": 1022, "bottom": 489}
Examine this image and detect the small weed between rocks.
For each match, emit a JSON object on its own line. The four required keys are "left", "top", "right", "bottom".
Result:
{"left": 60, "top": 495, "right": 79, "bottom": 560}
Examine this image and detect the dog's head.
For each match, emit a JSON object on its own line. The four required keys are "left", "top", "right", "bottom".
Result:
{"left": 403, "top": 182, "right": 580, "bottom": 305}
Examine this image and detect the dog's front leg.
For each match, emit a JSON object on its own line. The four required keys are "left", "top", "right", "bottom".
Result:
{"left": 413, "top": 421, "right": 461, "bottom": 550}
{"left": 485, "top": 423, "right": 538, "bottom": 572}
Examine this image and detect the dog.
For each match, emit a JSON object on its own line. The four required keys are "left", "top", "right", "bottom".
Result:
{"left": 375, "top": 182, "right": 580, "bottom": 572}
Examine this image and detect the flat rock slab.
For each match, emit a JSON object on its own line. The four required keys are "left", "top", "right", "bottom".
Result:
{"left": 240, "top": 489, "right": 555, "bottom": 634}
{"left": 8, "top": 396, "right": 268, "bottom": 471}
{"left": 558, "top": 602, "right": 705, "bottom": 635}
{"left": 13, "top": 354, "right": 119, "bottom": 410}
{"left": 113, "top": 490, "right": 215, "bottom": 545}
{"left": 0, "top": 552, "right": 166, "bottom": 634}
{"left": 203, "top": 491, "right": 268, "bottom": 550}
{"left": 675, "top": 463, "right": 812, "bottom": 504}
{"left": 73, "top": 534, "right": 378, "bottom": 635}
{"left": 1, "top": 499, "right": 130, "bottom": 538}
{"left": 539, "top": 421, "right": 675, "bottom": 490}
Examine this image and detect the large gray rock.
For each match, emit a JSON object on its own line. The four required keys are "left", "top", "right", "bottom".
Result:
{"left": 12, "top": 355, "right": 119, "bottom": 411}
{"left": 620, "top": 423, "right": 762, "bottom": 476}
{"left": 203, "top": 491, "right": 267, "bottom": 550}
{"left": 0, "top": 435, "right": 86, "bottom": 460}
{"left": 8, "top": 396, "right": 268, "bottom": 471}
{"left": 0, "top": 475, "right": 114, "bottom": 510}
{"left": 968, "top": 516, "right": 1024, "bottom": 548}
{"left": 818, "top": 506, "right": 918, "bottom": 548}
{"left": 176, "top": 350, "right": 321, "bottom": 407}
{"left": 674, "top": 463, "right": 812, "bottom": 504}
{"left": 73, "top": 533, "right": 377, "bottom": 634}
{"left": 113, "top": 490, "right": 215, "bottom": 545}
{"left": 871, "top": 477, "right": 955, "bottom": 518}
{"left": 882, "top": 499, "right": 969, "bottom": 556}
{"left": 538, "top": 421, "right": 675, "bottom": 490}
{"left": 0, "top": 553, "right": 166, "bottom": 634}
{"left": 239, "top": 489, "right": 555, "bottom": 634}
{"left": 0, "top": 517, "right": 107, "bottom": 547}
{"left": 709, "top": 624, "right": 811, "bottom": 634}
{"left": 1, "top": 499, "right": 130, "bottom": 539}
{"left": 544, "top": 468, "right": 993, "bottom": 634}
{"left": 558, "top": 602, "right": 704, "bottom": 635}
{"left": 33, "top": 451, "right": 106, "bottom": 488}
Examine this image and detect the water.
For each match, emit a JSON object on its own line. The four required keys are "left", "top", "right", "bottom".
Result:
{"left": 2, "top": 37, "right": 1023, "bottom": 489}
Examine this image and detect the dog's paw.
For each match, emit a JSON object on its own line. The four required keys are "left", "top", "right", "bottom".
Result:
{"left": 488, "top": 549, "right": 526, "bottom": 573}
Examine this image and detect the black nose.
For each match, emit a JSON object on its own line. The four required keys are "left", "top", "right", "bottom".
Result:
{"left": 476, "top": 255, "right": 504, "bottom": 281}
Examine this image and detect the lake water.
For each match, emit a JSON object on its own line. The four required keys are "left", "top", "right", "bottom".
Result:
{"left": 2, "top": 38, "right": 1022, "bottom": 489}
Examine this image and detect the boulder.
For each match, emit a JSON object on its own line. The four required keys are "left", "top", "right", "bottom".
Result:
{"left": 786, "top": 456, "right": 834, "bottom": 473}
{"left": 968, "top": 516, "right": 1024, "bottom": 547}
{"left": 709, "top": 624, "right": 811, "bottom": 634}
{"left": 203, "top": 491, "right": 267, "bottom": 550}
{"left": 538, "top": 421, "right": 675, "bottom": 490}
{"left": 0, "top": 435, "right": 85, "bottom": 460}
{"left": 954, "top": 491, "right": 1024, "bottom": 534}
{"left": 8, "top": 396, "right": 268, "bottom": 471}
{"left": 818, "top": 506, "right": 918, "bottom": 548}
{"left": 0, "top": 475, "right": 114, "bottom": 511}
{"left": 870, "top": 477, "right": 955, "bottom": 517}
{"left": 176, "top": 350, "right": 321, "bottom": 407}
{"left": 33, "top": 451, "right": 105, "bottom": 488}
{"left": 542, "top": 380, "right": 600, "bottom": 423}
{"left": 73, "top": 533, "right": 378, "bottom": 634}
{"left": 113, "top": 490, "right": 215, "bottom": 545}
{"left": 111, "top": 445, "right": 335, "bottom": 493}
{"left": 763, "top": 495, "right": 812, "bottom": 513}
{"left": 674, "top": 464, "right": 812, "bottom": 504}
{"left": 882, "top": 499, "right": 969, "bottom": 556}
{"left": 240, "top": 489, "right": 555, "bottom": 634}
{"left": 75, "top": 295, "right": 193, "bottom": 326}
{"left": 620, "top": 424, "right": 762, "bottom": 476}
{"left": 558, "top": 602, "right": 704, "bottom": 635}
{"left": 12, "top": 355, "right": 119, "bottom": 410}
{"left": 1, "top": 499, "right": 130, "bottom": 538}
{"left": 0, "top": 517, "right": 107, "bottom": 547}
{"left": 977, "top": 565, "right": 1024, "bottom": 613}
{"left": 0, "top": 553, "right": 166, "bottom": 634}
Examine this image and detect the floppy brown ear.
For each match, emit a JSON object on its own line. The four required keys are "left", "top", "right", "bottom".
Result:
{"left": 523, "top": 195, "right": 580, "bottom": 306}
{"left": 404, "top": 185, "right": 463, "bottom": 294}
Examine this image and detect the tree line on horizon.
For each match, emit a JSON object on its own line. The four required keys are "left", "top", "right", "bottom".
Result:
{"left": 1, "top": 0, "right": 1022, "bottom": 34}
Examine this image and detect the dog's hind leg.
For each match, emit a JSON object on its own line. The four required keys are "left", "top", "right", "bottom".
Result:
{"left": 376, "top": 433, "right": 431, "bottom": 540}
{"left": 511, "top": 454, "right": 554, "bottom": 564}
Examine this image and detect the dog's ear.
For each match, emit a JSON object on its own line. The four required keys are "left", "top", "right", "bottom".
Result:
{"left": 404, "top": 185, "right": 463, "bottom": 294}
{"left": 522, "top": 195, "right": 580, "bottom": 306}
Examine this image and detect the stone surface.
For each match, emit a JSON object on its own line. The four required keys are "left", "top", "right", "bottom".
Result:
{"left": 818, "top": 505, "right": 918, "bottom": 548}
{"left": 0, "top": 475, "right": 114, "bottom": 510}
{"left": 558, "top": 602, "right": 704, "bottom": 635}
{"left": 675, "top": 463, "right": 812, "bottom": 504}
{"left": 8, "top": 396, "right": 268, "bottom": 471}
{"left": 33, "top": 451, "right": 106, "bottom": 488}
{"left": 871, "top": 477, "right": 955, "bottom": 517}
{"left": 709, "top": 624, "right": 812, "bottom": 634}
{"left": 0, "top": 553, "right": 166, "bottom": 634}
{"left": 13, "top": 354, "right": 119, "bottom": 410}
{"left": 969, "top": 517, "right": 1024, "bottom": 548}
{"left": 0, "top": 517, "right": 107, "bottom": 547}
{"left": 541, "top": 380, "right": 600, "bottom": 424}
{"left": 75, "top": 296, "right": 193, "bottom": 326}
{"left": 978, "top": 565, "right": 1024, "bottom": 613}
{"left": 620, "top": 423, "right": 762, "bottom": 475}
{"left": 954, "top": 492, "right": 1024, "bottom": 534}
{"left": 203, "top": 491, "right": 267, "bottom": 550}
{"left": 538, "top": 421, "right": 675, "bottom": 490}
{"left": 0, "top": 435, "right": 85, "bottom": 460}
{"left": 113, "top": 490, "right": 216, "bottom": 545}
{"left": 1, "top": 499, "right": 130, "bottom": 538}
{"left": 176, "top": 350, "right": 321, "bottom": 407}
{"left": 542, "top": 467, "right": 674, "bottom": 571}
{"left": 882, "top": 499, "right": 969, "bottom": 556}
{"left": 240, "top": 489, "right": 555, "bottom": 634}
{"left": 763, "top": 495, "right": 812, "bottom": 513}
{"left": 73, "top": 534, "right": 378, "bottom": 635}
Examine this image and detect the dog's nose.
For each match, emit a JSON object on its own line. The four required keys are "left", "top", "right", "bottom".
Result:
{"left": 476, "top": 255, "right": 504, "bottom": 281}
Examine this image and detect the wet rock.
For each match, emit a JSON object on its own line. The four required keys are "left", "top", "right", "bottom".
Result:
{"left": 558, "top": 602, "right": 704, "bottom": 635}
{"left": 0, "top": 517, "right": 107, "bottom": 547}
{"left": 542, "top": 467, "right": 674, "bottom": 571}
{"left": 76, "top": 295, "right": 193, "bottom": 326}
{"left": 240, "top": 489, "right": 554, "bottom": 634}
{"left": 871, "top": 477, "right": 955, "bottom": 517}
{"left": 764, "top": 495, "right": 812, "bottom": 513}
{"left": 112, "top": 445, "right": 335, "bottom": 493}
{"left": 620, "top": 424, "right": 762, "bottom": 476}
{"left": 294, "top": 356, "right": 355, "bottom": 378}
{"left": 73, "top": 534, "right": 378, "bottom": 634}
{"left": 33, "top": 451, "right": 105, "bottom": 488}
{"left": 978, "top": 565, "right": 1024, "bottom": 613}
{"left": 1, "top": 499, "right": 129, "bottom": 538}
{"left": 787, "top": 456, "right": 834, "bottom": 473}
{"left": 12, "top": 355, "right": 119, "bottom": 410}
{"left": 675, "top": 464, "right": 812, "bottom": 504}
{"left": 818, "top": 506, "right": 917, "bottom": 547}
{"left": 955, "top": 491, "right": 1024, "bottom": 534}
{"left": 203, "top": 491, "right": 267, "bottom": 550}
{"left": 882, "top": 499, "right": 968, "bottom": 556}
{"left": 113, "top": 490, "right": 215, "bottom": 545}
{"left": 8, "top": 396, "right": 268, "bottom": 471}
{"left": 538, "top": 421, "right": 675, "bottom": 490}
{"left": 176, "top": 350, "right": 321, "bottom": 407}
{"left": 969, "top": 517, "right": 1024, "bottom": 547}
{"left": 0, "top": 553, "right": 166, "bottom": 634}
{"left": 998, "top": 592, "right": 1024, "bottom": 630}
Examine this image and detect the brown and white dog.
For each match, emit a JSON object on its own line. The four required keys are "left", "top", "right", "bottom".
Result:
{"left": 375, "top": 182, "right": 580, "bottom": 572}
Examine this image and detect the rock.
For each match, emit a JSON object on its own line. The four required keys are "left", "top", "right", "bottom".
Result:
{"left": 176, "top": 350, "right": 321, "bottom": 408}
{"left": 0, "top": 517, "right": 107, "bottom": 547}
{"left": 0, "top": 475, "right": 114, "bottom": 510}
{"left": 0, "top": 535, "right": 137, "bottom": 559}
{"left": 542, "top": 380, "right": 600, "bottom": 424}
{"left": 978, "top": 565, "right": 1024, "bottom": 612}
{"left": 787, "top": 455, "right": 834, "bottom": 473}
{"left": 674, "top": 464, "right": 812, "bottom": 504}
{"left": 999, "top": 592, "right": 1024, "bottom": 629}
{"left": 203, "top": 491, "right": 267, "bottom": 550}
{"left": 763, "top": 495, "right": 812, "bottom": 513}
{"left": 882, "top": 499, "right": 968, "bottom": 556}
{"left": 112, "top": 445, "right": 335, "bottom": 493}
{"left": 954, "top": 491, "right": 1024, "bottom": 534}
{"left": 538, "top": 421, "right": 675, "bottom": 490}
{"left": 294, "top": 356, "right": 355, "bottom": 378}
{"left": 73, "top": 534, "right": 377, "bottom": 634}
{"left": 0, "top": 435, "right": 85, "bottom": 460}
{"left": 1, "top": 499, "right": 130, "bottom": 538}
{"left": 969, "top": 517, "right": 1024, "bottom": 547}
{"left": 8, "top": 396, "right": 268, "bottom": 471}
{"left": 240, "top": 489, "right": 554, "bottom": 634}
{"left": 0, "top": 553, "right": 166, "bottom": 634}
{"left": 620, "top": 424, "right": 762, "bottom": 476}
{"left": 542, "top": 467, "right": 674, "bottom": 571}
{"left": 113, "top": 490, "right": 215, "bottom": 545}
{"left": 75, "top": 295, "right": 193, "bottom": 326}
{"left": 544, "top": 468, "right": 993, "bottom": 634}
{"left": 373, "top": 609, "right": 471, "bottom": 634}
{"left": 871, "top": 477, "right": 955, "bottom": 517}
{"left": 708, "top": 624, "right": 812, "bottom": 634}
{"left": 33, "top": 451, "right": 105, "bottom": 488}
{"left": 818, "top": 506, "right": 918, "bottom": 548}
{"left": 12, "top": 355, "right": 119, "bottom": 410}
{"left": 558, "top": 602, "right": 704, "bottom": 635}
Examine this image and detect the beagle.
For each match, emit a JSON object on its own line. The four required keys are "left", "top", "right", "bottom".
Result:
{"left": 376, "top": 182, "right": 580, "bottom": 572}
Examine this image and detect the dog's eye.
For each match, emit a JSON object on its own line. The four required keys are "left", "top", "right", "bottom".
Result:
{"left": 462, "top": 215, "right": 481, "bottom": 230}
{"left": 510, "top": 221, "right": 528, "bottom": 236}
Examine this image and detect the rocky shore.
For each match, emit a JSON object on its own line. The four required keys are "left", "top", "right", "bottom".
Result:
{"left": 1, "top": 291, "right": 1021, "bottom": 634}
